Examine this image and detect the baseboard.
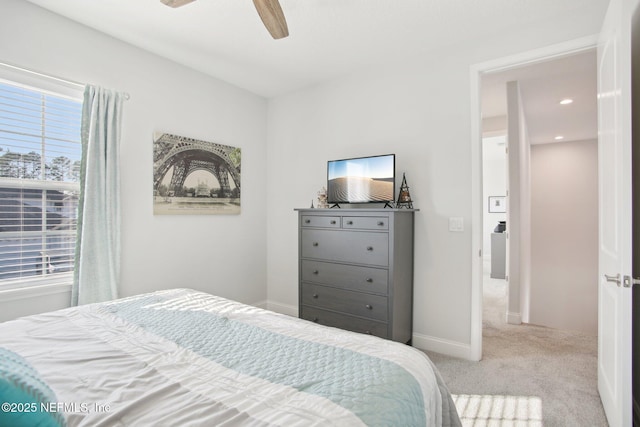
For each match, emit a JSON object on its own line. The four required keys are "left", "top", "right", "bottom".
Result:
{"left": 507, "top": 311, "right": 522, "bottom": 325}
{"left": 265, "top": 300, "right": 298, "bottom": 317}
{"left": 412, "top": 332, "right": 473, "bottom": 360}
{"left": 261, "top": 302, "right": 474, "bottom": 359}
{"left": 251, "top": 300, "right": 268, "bottom": 310}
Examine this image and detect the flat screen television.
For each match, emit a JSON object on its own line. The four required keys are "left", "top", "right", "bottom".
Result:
{"left": 327, "top": 154, "right": 395, "bottom": 206}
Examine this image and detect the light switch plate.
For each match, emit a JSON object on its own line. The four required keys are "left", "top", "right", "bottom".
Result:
{"left": 449, "top": 217, "right": 464, "bottom": 232}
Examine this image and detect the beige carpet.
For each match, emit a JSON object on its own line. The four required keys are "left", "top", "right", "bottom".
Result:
{"left": 426, "top": 269, "right": 608, "bottom": 427}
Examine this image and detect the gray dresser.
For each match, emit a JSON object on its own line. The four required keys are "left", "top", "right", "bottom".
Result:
{"left": 296, "top": 208, "right": 416, "bottom": 344}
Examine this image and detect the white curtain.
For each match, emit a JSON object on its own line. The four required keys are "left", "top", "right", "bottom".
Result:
{"left": 72, "top": 85, "right": 124, "bottom": 305}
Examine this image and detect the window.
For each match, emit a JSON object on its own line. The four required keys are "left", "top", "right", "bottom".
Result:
{"left": 0, "top": 73, "right": 82, "bottom": 288}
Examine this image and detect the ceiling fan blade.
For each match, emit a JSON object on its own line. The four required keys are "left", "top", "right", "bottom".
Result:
{"left": 252, "top": 0, "right": 289, "bottom": 39}
{"left": 160, "top": 0, "right": 196, "bottom": 8}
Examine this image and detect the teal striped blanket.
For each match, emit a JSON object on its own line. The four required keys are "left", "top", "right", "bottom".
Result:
{"left": 0, "top": 289, "right": 461, "bottom": 426}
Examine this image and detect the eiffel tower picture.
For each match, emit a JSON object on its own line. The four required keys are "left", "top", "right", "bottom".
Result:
{"left": 396, "top": 173, "right": 413, "bottom": 209}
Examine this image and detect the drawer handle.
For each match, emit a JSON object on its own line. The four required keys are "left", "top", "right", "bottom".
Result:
{"left": 330, "top": 220, "right": 336, "bottom": 224}
{"left": 305, "top": 219, "right": 311, "bottom": 224}
{"left": 365, "top": 304, "right": 372, "bottom": 310}
{"left": 313, "top": 270, "right": 319, "bottom": 275}
{"left": 366, "top": 246, "right": 374, "bottom": 251}
{"left": 346, "top": 220, "right": 353, "bottom": 225}
{"left": 366, "top": 278, "right": 373, "bottom": 283}
{"left": 377, "top": 221, "right": 384, "bottom": 226}
{"left": 313, "top": 242, "right": 319, "bottom": 247}
{"left": 313, "top": 294, "right": 318, "bottom": 299}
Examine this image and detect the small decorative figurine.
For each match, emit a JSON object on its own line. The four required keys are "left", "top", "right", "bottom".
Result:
{"left": 317, "top": 186, "right": 329, "bottom": 209}
{"left": 396, "top": 173, "right": 413, "bottom": 209}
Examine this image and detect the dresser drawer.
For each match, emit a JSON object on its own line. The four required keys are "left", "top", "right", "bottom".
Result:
{"left": 300, "top": 306, "right": 388, "bottom": 338}
{"left": 301, "top": 215, "right": 340, "bottom": 228}
{"left": 301, "top": 283, "right": 388, "bottom": 321}
{"left": 342, "top": 216, "right": 389, "bottom": 230}
{"left": 301, "top": 229, "right": 389, "bottom": 266}
{"left": 301, "top": 260, "right": 388, "bottom": 294}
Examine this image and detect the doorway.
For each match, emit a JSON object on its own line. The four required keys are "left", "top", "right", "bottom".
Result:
{"left": 469, "top": 36, "right": 600, "bottom": 360}
{"left": 479, "top": 50, "right": 598, "bottom": 334}
{"left": 480, "top": 135, "right": 508, "bottom": 329}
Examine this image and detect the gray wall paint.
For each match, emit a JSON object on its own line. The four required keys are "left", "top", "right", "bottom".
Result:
{"left": 506, "top": 80, "right": 532, "bottom": 325}
{"left": 482, "top": 136, "right": 507, "bottom": 258}
{"left": 267, "top": 20, "right": 603, "bottom": 355}
{"left": 0, "top": 0, "right": 606, "bottom": 356}
{"left": 530, "top": 139, "right": 598, "bottom": 335}
{"left": 0, "top": 0, "right": 268, "bottom": 319}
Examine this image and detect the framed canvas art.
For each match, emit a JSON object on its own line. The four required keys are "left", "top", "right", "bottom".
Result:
{"left": 488, "top": 196, "right": 506, "bottom": 213}
{"left": 153, "top": 132, "right": 241, "bottom": 215}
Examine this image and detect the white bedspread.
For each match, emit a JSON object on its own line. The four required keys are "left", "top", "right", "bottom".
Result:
{"left": 0, "top": 289, "right": 460, "bottom": 426}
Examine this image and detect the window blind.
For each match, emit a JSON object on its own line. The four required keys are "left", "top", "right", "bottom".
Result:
{"left": 0, "top": 80, "right": 82, "bottom": 286}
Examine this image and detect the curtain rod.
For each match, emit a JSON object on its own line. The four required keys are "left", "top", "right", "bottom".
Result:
{"left": 0, "top": 61, "right": 130, "bottom": 100}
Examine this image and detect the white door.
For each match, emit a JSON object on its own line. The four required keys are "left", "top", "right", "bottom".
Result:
{"left": 597, "top": 0, "right": 634, "bottom": 425}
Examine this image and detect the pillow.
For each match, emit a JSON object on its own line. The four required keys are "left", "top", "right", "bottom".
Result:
{"left": 0, "top": 347, "right": 66, "bottom": 427}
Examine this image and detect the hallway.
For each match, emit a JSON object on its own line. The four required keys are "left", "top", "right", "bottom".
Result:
{"left": 426, "top": 270, "right": 606, "bottom": 426}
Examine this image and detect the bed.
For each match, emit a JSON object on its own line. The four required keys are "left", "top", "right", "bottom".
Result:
{"left": 0, "top": 288, "right": 461, "bottom": 426}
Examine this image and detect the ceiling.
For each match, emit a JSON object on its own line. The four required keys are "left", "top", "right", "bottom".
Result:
{"left": 23, "top": 0, "right": 601, "bottom": 145}
{"left": 482, "top": 49, "right": 598, "bottom": 145}
{"left": 24, "top": 0, "right": 607, "bottom": 98}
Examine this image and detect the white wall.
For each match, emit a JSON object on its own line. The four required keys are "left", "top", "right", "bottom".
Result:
{"left": 505, "top": 80, "right": 532, "bottom": 325}
{"left": 530, "top": 139, "right": 598, "bottom": 335}
{"left": 482, "top": 135, "right": 507, "bottom": 258}
{"left": 0, "top": 0, "right": 607, "bottom": 356}
{"left": 0, "top": 0, "right": 268, "bottom": 318}
{"left": 266, "top": 12, "right": 604, "bottom": 356}
{"left": 482, "top": 102, "right": 598, "bottom": 336}
{"left": 268, "top": 59, "right": 476, "bottom": 348}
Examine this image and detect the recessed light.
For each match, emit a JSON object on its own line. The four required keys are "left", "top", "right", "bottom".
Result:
{"left": 560, "top": 99, "right": 573, "bottom": 105}
{"left": 554, "top": 135, "right": 564, "bottom": 140}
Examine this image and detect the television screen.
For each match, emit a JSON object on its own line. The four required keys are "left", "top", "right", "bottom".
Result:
{"left": 327, "top": 154, "right": 395, "bottom": 204}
